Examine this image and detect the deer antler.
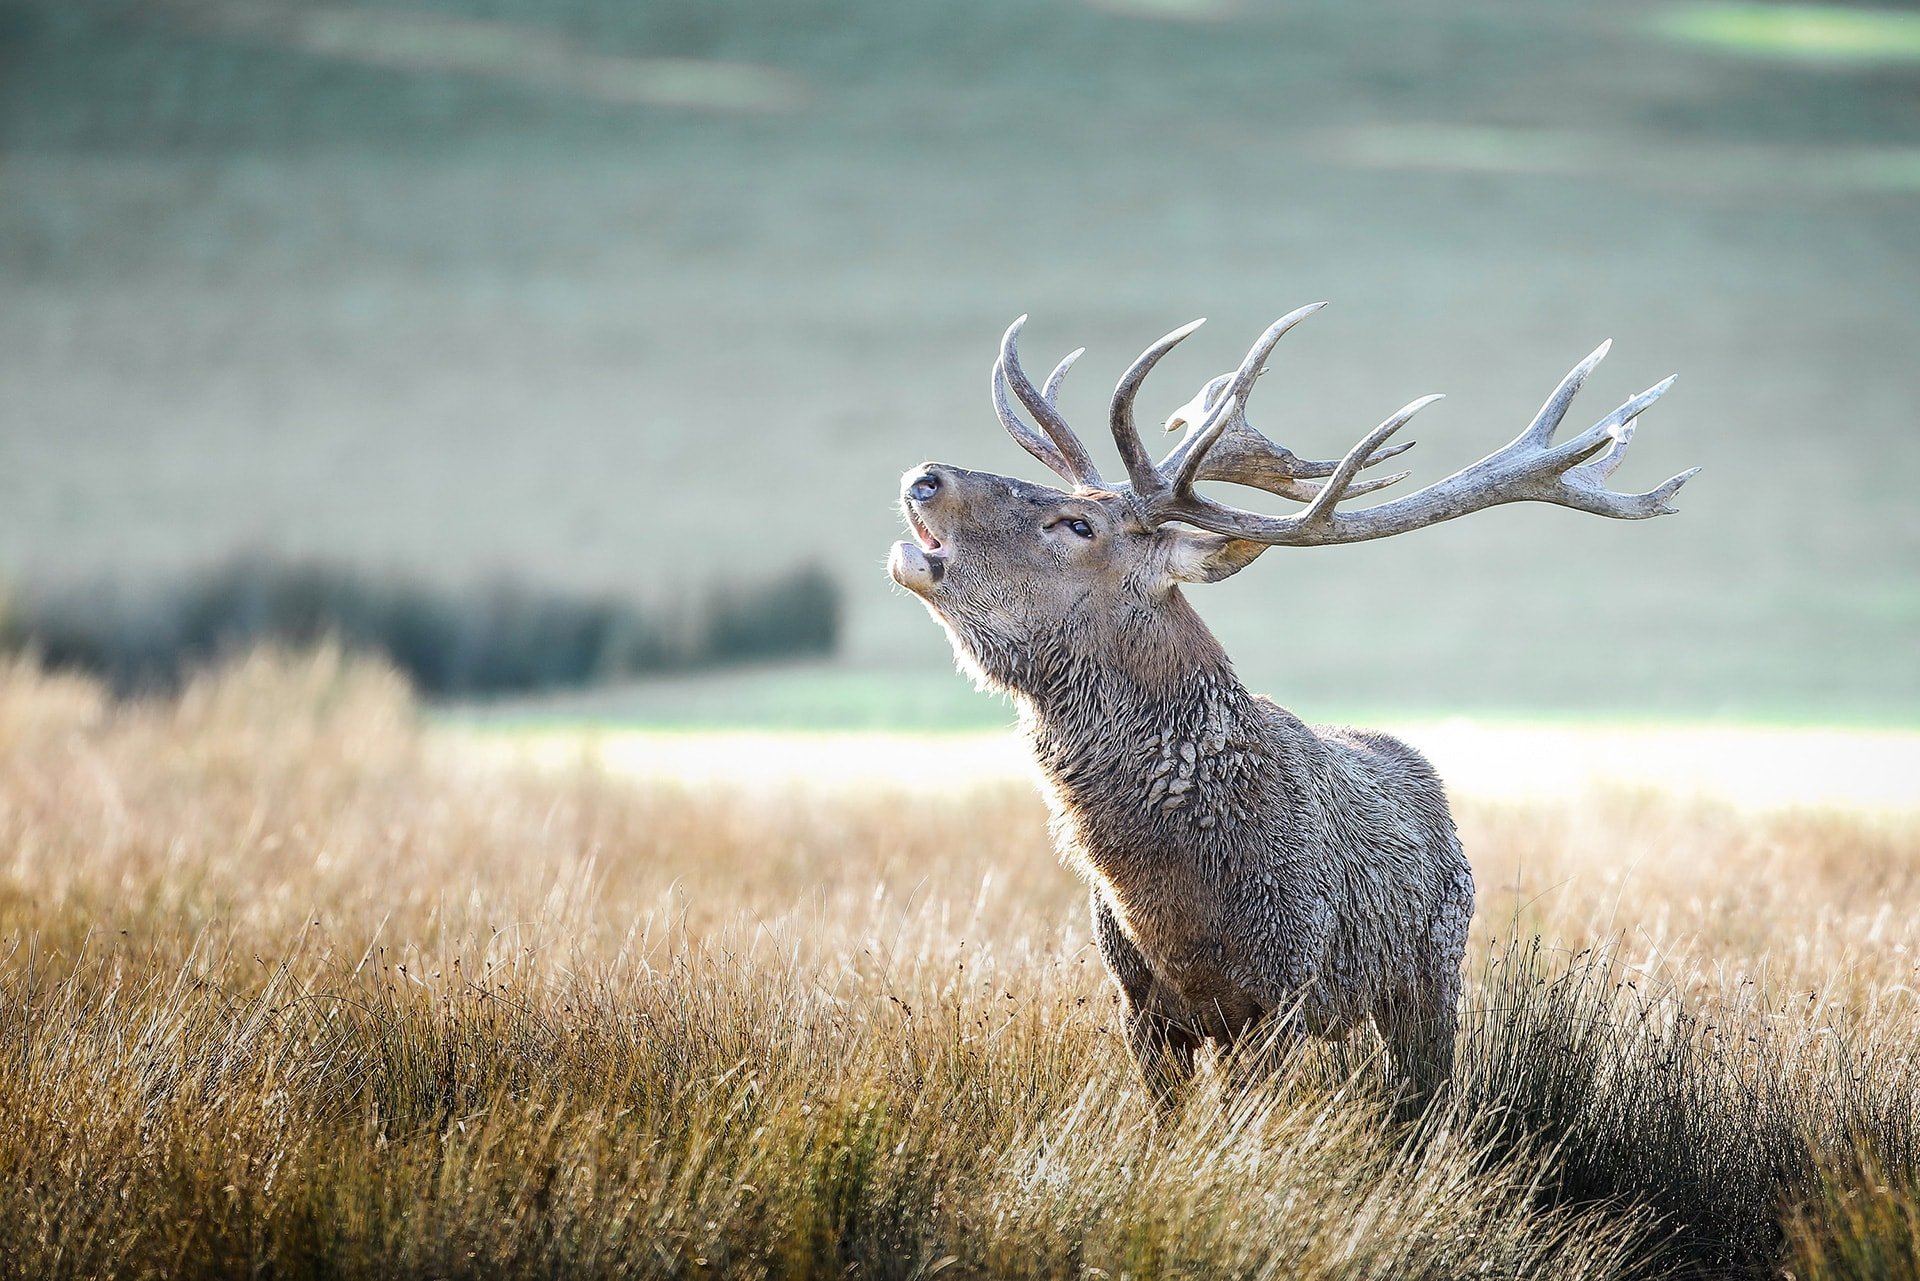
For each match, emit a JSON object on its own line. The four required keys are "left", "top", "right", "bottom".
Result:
{"left": 987, "top": 305, "right": 1695, "bottom": 544}
{"left": 1140, "top": 331, "right": 1694, "bottom": 546}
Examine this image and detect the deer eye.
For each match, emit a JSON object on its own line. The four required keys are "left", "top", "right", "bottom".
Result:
{"left": 1066, "top": 518, "right": 1094, "bottom": 539}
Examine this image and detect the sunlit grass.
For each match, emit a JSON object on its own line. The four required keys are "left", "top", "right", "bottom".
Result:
{"left": 3, "top": 649, "right": 1918, "bottom": 1277}
{"left": 1653, "top": 4, "right": 1920, "bottom": 65}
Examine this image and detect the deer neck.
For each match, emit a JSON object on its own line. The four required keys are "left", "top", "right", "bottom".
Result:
{"left": 1012, "top": 591, "right": 1268, "bottom": 826}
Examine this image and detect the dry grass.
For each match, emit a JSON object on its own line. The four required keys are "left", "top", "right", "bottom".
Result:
{"left": 2, "top": 650, "right": 1917, "bottom": 1279}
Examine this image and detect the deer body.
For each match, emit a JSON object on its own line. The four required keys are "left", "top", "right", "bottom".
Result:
{"left": 891, "top": 306, "right": 1692, "bottom": 1110}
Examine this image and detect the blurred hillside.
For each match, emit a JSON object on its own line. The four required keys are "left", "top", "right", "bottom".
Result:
{"left": 1, "top": 0, "right": 1916, "bottom": 721}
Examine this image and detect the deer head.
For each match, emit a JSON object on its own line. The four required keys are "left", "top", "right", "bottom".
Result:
{"left": 890, "top": 304, "right": 1697, "bottom": 695}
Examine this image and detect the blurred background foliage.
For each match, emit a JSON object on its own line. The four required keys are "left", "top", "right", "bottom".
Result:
{"left": 0, "top": 555, "right": 840, "bottom": 695}
{"left": 0, "top": 0, "right": 1915, "bottom": 723}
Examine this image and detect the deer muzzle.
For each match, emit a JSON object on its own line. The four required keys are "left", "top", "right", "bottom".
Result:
{"left": 892, "top": 466, "right": 953, "bottom": 595}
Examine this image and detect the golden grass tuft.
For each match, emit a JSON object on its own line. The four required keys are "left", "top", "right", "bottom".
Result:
{"left": 2, "top": 649, "right": 1916, "bottom": 1278}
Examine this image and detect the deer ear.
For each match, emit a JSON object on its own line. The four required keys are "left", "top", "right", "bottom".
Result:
{"left": 1160, "top": 528, "right": 1268, "bottom": 585}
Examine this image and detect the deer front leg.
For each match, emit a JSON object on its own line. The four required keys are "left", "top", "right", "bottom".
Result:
{"left": 1126, "top": 1009, "right": 1203, "bottom": 1112}
{"left": 1091, "top": 889, "right": 1199, "bottom": 1109}
{"left": 1375, "top": 984, "right": 1456, "bottom": 1122}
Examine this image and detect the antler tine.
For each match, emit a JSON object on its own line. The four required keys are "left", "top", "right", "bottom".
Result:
{"left": 1160, "top": 302, "right": 1327, "bottom": 494}
{"left": 1043, "top": 347, "right": 1085, "bottom": 405}
{"left": 1267, "top": 437, "right": 1417, "bottom": 481}
{"left": 998, "top": 316, "right": 1103, "bottom": 487}
{"left": 1295, "top": 395, "right": 1444, "bottom": 525}
{"left": 1555, "top": 374, "right": 1678, "bottom": 462}
{"left": 993, "top": 358, "right": 1074, "bottom": 482}
{"left": 1109, "top": 318, "right": 1206, "bottom": 498}
{"left": 1517, "top": 339, "right": 1611, "bottom": 449}
{"left": 1597, "top": 463, "right": 1700, "bottom": 518}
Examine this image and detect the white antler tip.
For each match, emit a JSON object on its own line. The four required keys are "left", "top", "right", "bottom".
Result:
{"left": 1157, "top": 317, "right": 1207, "bottom": 346}
{"left": 1652, "top": 466, "right": 1702, "bottom": 513}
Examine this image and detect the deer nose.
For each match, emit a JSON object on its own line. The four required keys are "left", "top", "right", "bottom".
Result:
{"left": 908, "top": 472, "right": 942, "bottom": 502}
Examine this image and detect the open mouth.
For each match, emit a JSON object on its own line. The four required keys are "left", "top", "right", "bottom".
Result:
{"left": 905, "top": 505, "right": 948, "bottom": 559}
{"left": 891, "top": 500, "right": 952, "bottom": 594}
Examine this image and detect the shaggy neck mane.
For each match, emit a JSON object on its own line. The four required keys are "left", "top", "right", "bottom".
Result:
{"left": 1010, "top": 589, "right": 1269, "bottom": 818}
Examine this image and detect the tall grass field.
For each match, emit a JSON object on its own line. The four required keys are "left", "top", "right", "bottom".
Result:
{"left": 3, "top": 650, "right": 1917, "bottom": 1279}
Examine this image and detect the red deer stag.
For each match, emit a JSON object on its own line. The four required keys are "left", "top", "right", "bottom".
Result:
{"left": 888, "top": 303, "right": 1696, "bottom": 1112}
